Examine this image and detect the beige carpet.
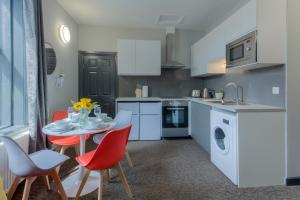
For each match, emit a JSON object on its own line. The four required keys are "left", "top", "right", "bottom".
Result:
{"left": 12, "top": 139, "right": 300, "bottom": 200}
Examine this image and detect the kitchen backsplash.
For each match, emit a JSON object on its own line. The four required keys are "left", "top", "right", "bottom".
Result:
{"left": 203, "top": 65, "right": 286, "bottom": 107}
{"left": 118, "top": 65, "right": 285, "bottom": 107}
{"left": 118, "top": 68, "right": 203, "bottom": 97}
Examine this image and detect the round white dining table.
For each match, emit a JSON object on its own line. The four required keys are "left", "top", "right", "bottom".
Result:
{"left": 42, "top": 118, "right": 116, "bottom": 198}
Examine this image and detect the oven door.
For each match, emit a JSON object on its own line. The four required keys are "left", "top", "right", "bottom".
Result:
{"left": 162, "top": 106, "right": 188, "bottom": 128}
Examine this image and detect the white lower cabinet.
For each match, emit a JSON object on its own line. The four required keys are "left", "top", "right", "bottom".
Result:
{"left": 117, "top": 101, "right": 162, "bottom": 141}
{"left": 129, "top": 115, "right": 140, "bottom": 140}
{"left": 140, "top": 115, "right": 161, "bottom": 140}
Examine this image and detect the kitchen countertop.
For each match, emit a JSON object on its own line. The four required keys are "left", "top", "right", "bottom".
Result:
{"left": 116, "top": 97, "right": 285, "bottom": 113}
{"left": 116, "top": 97, "right": 162, "bottom": 102}
{"left": 189, "top": 98, "right": 285, "bottom": 113}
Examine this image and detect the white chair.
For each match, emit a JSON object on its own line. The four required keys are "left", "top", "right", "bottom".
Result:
{"left": 0, "top": 136, "right": 69, "bottom": 200}
{"left": 93, "top": 110, "right": 134, "bottom": 168}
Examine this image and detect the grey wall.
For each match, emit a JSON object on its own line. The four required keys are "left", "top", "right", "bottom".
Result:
{"left": 43, "top": 0, "right": 78, "bottom": 117}
{"left": 286, "top": 0, "right": 300, "bottom": 178}
{"left": 118, "top": 69, "right": 203, "bottom": 97}
{"left": 203, "top": 65, "right": 286, "bottom": 107}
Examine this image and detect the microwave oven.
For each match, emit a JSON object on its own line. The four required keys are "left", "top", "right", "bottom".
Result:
{"left": 226, "top": 31, "right": 257, "bottom": 68}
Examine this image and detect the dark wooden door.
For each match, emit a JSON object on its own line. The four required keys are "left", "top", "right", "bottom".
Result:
{"left": 79, "top": 52, "right": 117, "bottom": 118}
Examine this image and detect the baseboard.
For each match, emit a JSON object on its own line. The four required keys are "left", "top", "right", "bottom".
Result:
{"left": 286, "top": 177, "right": 300, "bottom": 186}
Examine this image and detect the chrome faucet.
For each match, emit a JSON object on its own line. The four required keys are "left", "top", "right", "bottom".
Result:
{"left": 224, "top": 82, "right": 243, "bottom": 105}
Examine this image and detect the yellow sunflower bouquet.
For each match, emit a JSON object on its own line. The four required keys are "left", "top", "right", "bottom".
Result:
{"left": 71, "top": 98, "right": 99, "bottom": 123}
{"left": 72, "top": 98, "right": 97, "bottom": 112}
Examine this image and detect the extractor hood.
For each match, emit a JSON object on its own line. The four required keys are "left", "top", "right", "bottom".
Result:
{"left": 161, "top": 33, "right": 185, "bottom": 69}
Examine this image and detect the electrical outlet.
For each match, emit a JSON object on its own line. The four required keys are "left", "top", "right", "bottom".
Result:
{"left": 272, "top": 87, "right": 280, "bottom": 95}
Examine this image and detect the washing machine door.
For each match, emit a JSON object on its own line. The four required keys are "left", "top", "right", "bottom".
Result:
{"left": 213, "top": 125, "right": 230, "bottom": 155}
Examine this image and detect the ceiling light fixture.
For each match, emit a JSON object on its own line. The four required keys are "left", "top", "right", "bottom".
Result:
{"left": 59, "top": 25, "right": 71, "bottom": 44}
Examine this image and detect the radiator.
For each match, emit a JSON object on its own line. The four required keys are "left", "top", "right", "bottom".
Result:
{"left": 0, "top": 131, "right": 29, "bottom": 191}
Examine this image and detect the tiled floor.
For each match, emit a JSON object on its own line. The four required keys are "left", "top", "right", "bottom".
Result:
{"left": 12, "top": 139, "right": 300, "bottom": 200}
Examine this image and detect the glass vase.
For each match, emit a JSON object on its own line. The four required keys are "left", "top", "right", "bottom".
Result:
{"left": 79, "top": 109, "right": 90, "bottom": 126}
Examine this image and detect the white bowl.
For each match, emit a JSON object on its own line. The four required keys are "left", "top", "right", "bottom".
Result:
{"left": 215, "top": 93, "right": 223, "bottom": 100}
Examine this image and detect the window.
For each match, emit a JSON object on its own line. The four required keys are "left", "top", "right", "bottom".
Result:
{"left": 0, "top": 0, "right": 26, "bottom": 130}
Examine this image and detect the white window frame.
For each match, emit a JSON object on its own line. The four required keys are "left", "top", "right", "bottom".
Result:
{"left": 0, "top": 0, "right": 27, "bottom": 135}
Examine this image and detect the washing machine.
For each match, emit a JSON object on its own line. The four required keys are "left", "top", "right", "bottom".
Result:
{"left": 210, "top": 109, "right": 237, "bottom": 185}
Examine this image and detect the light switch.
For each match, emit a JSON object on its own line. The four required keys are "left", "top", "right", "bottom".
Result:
{"left": 272, "top": 87, "right": 280, "bottom": 95}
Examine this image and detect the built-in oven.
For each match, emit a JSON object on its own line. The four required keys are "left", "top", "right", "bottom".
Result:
{"left": 162, "top": 100, "right": 189, "bottom": 138}
{"left": 226, "top": 30, "right": 257, "bottom": 68}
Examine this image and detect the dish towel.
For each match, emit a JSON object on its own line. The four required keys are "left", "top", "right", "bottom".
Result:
{"left": 0, "top": 177, "right": 7, "bottom": 200}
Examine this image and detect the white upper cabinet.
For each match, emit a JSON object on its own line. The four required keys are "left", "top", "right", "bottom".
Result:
{"left": 135, "top": 40, "right": 161, "bottom": 75}
{"left": 255, "top": 0, "right": 286, "bottom": 66}
{"left": 117, "top": 40, "right": 135, "bottom": 75}
{"left": 117, "top": 39, "right": 161, "bottom": 76}
{"left": 191, "top": 0, "right": 286, "bottom": 76}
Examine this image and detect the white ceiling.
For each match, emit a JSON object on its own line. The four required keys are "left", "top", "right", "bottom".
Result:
{"left": 56, "top": 0, "right": 250, "bottom": 32}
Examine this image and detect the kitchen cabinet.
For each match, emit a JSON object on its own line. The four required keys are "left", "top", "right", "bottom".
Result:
{"left": 140, "top": 115, "right": 161, "bottom": 140}
{"left": 191, "top": 0, "right": 286, "bottom": 76}
{"left": 117, "top": 102, "right": 140, "bottom": 140}
{"left": 116, "top": 101, "right": 162, "bottom": 140}
{"left": 135, "top": 40, "right": 161, "bottom": 75}
{"left": 139, "top": 102, "right": 161, "bottom": 140}
{"left": 129, "top": 115, "right": 140, "bottom": 140}
{"left": 117, "top": 39, "right": 161, "bottom": 76}
{"left": 117, "top": 40, "right": 135, "bottom": 75}
{"left": 190, "top": 102, "right": 211, "bottom": 153}
{"left": 117, "top": 102, "right": 139, "bottom": 115}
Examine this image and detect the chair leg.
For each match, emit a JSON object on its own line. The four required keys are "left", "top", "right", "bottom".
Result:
{"left": 42, "top": 176, "right": 51, "bottom": 190}
{"left": 7, "top": 176, "right": 20, "bottom": 200}
{"left": 105, "top": 169, "right": 111, "bottom": 183}
{"left": 75, "top": 144, "right": 80, "bottom": 156}
{"left": 98, "top": 171, "right": 103, "bottom": 200}
{"left": 75, "top": 169, "right": 90, "bottom": 200}
{"left": 125, "top": 149, "right": 134, "bottom": 168}
{"left": 115, "top": 162, "right": 133, "bottom": 198}
{"left": 56, "top": 146, "right": 68, "bottom": 174}
{"left": 59, "top": 146, "right": 67, "bottom": 154}
{"left": 49, "top": 170, "right": 67, "bottom": 200}
{"left": 22, "top": 177, "right": 35, "bottom": 200}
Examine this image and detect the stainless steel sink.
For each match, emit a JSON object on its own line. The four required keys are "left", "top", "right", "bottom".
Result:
{"left": 201, "top": 98, "right": 249, "bottom": 105}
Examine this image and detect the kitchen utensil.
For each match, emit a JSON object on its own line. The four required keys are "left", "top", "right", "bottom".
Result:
{"left": 215, "top": 92, "right": 224, "bottom": 99}
{"left": 45, "top": 119, "right": 74, "bottom": 132}
{"left": 135, "top": 84, "right": 142, "bottom": 98}
{"left": 142, "top": 85, "right": 149, "bottom": 98}
{"left": 94, "top": 106, "right": 101, "bottom": 119}
{"left": 202, "top": 88, "right": 209, "bottom": 98}
{"left": 101, "top": 113, "right": 108, "bottom": 120}
{"left": 192, "top": 90, "right": 201, "bottom": 97}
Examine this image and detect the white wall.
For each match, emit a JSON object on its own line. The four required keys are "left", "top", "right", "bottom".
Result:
{"left": 43, "top": 0, "right": 78, "bottom": 117}
{"left": 286, "top": 0, "right": 300, "bottom": 178}
{"left": 78, "top": 25, "right": 201, "bottom": 67}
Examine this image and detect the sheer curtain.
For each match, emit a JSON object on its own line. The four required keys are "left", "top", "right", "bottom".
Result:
{"left": 23, "top": 0, "right": 48, "bottom": 152}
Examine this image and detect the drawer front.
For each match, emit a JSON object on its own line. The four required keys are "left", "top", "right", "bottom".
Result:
{"left": 117, "top": 102, "right": 139, "bottom": 115}
{"left": 140, "top": 102, "right": 161, "bottom": 115}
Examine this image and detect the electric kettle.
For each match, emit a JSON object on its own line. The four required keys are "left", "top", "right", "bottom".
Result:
{"left": 202, "top": 88, "right": 209, "bottom": 98}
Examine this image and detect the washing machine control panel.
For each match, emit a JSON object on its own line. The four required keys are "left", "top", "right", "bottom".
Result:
{"left": 223, "top": 119, "right": 229, "bottom": 125}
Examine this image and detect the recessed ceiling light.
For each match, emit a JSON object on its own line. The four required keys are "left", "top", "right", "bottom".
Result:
{"left": 156, "top": 14, "right": 184, "bottom": 25}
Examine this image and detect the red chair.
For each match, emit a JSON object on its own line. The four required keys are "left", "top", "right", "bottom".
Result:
{"left": 75, "top": 125, "right": 133, "bottom": 200}
{"left": 48, "top": 111, "right": 90, "bottom": 156}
